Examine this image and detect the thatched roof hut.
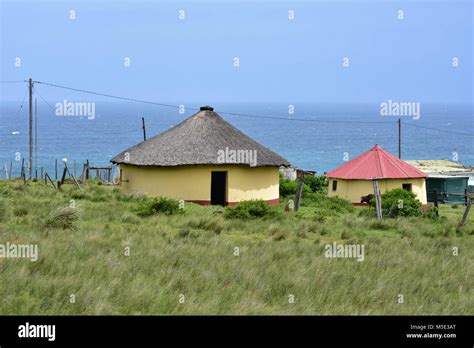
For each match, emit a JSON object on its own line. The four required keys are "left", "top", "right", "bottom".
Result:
{"left": 111, "top": 106, "right": 290, "bottom": 205}
{"left": 111, "top": 106, "right": 290, "bottom": 167}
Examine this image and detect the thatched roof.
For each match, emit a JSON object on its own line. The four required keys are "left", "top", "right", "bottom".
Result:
{"left": 111, "top": 106, "right": 291, "bottom": 167}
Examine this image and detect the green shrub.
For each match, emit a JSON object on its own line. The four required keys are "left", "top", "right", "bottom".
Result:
{"left": 224, "top": 200, "right": 270, "bottom": 219}
{"left": 303, "top": 175, "right": 328, "bottom": 194}
{"left": 279, "top": 174, "right": 312, "bottom": 197}
{"left": 380, "top": 188, "right": 421, "bottom": 218}
{"left": 45, "top": 207, "right": 78, "bottom": 229}
{"left": 280, "top": 180, "right": 312, "bottom": 197}
{"left": 280, "top": 177, "right": 297, "bottom": 196}
{"left": 135, "top": 196, "right": 181, "bottom": 216}
{"left": 280, "top": 174, "right": 328, "bottom": 196}
{"left": 422, "top": 206, "right": 448, "bottom": 223}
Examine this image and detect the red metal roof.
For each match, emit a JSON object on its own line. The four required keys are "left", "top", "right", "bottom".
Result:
{"left": 325, "top": 145, "right": 427, "bottom": 180}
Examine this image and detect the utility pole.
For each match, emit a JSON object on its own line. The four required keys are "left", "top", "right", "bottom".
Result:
{"left": 28, "top": 78, "right": 33, "bottom": 178}
{"left": 398, "top": 118, "right": 401, "bottom": 159}
{"left": 142, "top": 117, "right": 147, "bottom": 141}
{"left": 35, "top": 97, "right": 37, "bottom": 175}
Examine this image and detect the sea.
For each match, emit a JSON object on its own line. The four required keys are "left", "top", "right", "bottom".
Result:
{"left": 0, "top": 101, "right": 472, "bottom": 178}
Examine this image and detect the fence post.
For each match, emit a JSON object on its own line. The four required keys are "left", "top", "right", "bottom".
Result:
{"left": 373, "top": 179, "right": 383, "bottom": 219}
{"left": 294, "top": 176, "right": 304, "bottom": 212}
{"left": 433, "top": 189, "right": 439, "bottom": 216}
{"left": 458, "top": 198, "right": 472, "bottom": 228}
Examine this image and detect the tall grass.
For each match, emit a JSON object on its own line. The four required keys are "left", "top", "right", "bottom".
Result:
{"left": 0, "top": 179, "right": 472, "bottom": 315}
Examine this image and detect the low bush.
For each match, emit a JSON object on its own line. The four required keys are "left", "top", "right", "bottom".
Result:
{"left": 135, "top": 196, "right": 181, "bottom": 216}
{"left": 280, "top": 179, "right": 311, "bottom": 197}
{"left": 279, "top": 174, "right": 329, "bottom": 197}
{"left": 224, "top": 200, "right": 271, "bottom": 219}
{"left": 380, "top": 189, "right": 421, "bottom": 218}
{"left": 303, "top": 175, "right": 328, "bottom": 194}
{"left": 422, "top": 206, "right": 448, "bottom": 223}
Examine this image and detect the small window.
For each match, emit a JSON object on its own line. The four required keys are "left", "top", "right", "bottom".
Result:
{"left": 402, "top": 183, "right": 412, "bottom": 192}
{"left": 332, "top": 180, "right": 338, "bottom": 192}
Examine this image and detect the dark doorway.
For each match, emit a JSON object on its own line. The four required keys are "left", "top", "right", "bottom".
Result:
{"left": 211, "top": 171, "right": 227, "bottom": 205}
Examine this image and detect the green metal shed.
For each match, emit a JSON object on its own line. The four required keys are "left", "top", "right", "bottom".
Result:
{"left": 426, "top": 176, "right": 469, "bottom": 204}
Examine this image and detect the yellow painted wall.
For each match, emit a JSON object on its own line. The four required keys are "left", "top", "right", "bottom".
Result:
{"left": 119, "top": 164, "right": 279, "bottom": 203}
{"left": 327, "top": 178, "right": 427, "bottom": 204}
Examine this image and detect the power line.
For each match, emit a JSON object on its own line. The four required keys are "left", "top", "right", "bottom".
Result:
{"left": 34, "top": 87, "right": 142, "bottom": 135}
{"left": 33, "top": 79, "right": 474, "bottom": 133}
{"left": 34, "top": 81, "right": 184, "bottom": 110}
{"left": 13, "top": 87, "right": 29, "bottom": 117}
{"left": 218, "top": 110, "right": 394, "bottom": 124}
{"left": 401, "top": 122, "right": 473, "bottom": 137}
{"left": 33, "top": 80, "right": 396, "bottom": 124}
{"left": 0, "top": 80, "right": 27, "bottom": 84}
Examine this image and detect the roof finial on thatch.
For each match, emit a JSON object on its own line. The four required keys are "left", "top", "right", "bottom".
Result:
{"left": 200, "top": 105, "right": 214, "bottom": 111}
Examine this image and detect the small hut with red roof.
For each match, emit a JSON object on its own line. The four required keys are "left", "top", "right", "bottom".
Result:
{"left": 325, "top": 145, "right": 427, "bottom": 204}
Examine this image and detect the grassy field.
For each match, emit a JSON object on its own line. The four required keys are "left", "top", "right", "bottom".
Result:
{"left": 0, "top": 179, "right": 473, "bottom": 315}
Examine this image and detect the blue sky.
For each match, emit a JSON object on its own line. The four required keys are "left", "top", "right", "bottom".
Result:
{"left": 1, "top": 0, "right": 472, "bottom": 103}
